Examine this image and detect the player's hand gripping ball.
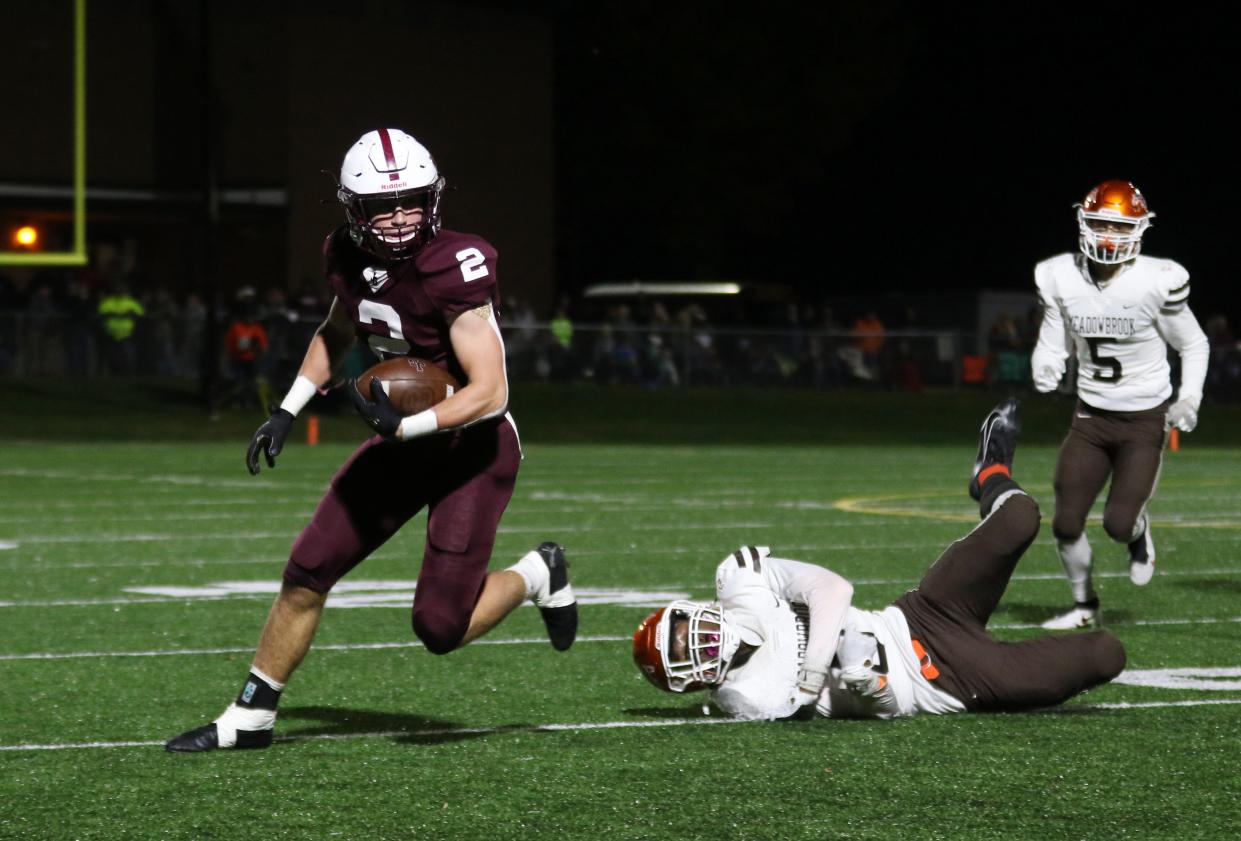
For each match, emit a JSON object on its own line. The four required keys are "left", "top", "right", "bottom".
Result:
{"left": 351, "top": 357, "right": 460, "bottom": 438}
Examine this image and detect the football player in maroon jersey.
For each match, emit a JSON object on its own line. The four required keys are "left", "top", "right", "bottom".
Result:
{"left": 167, "top": 129, "right": 576, "bottom": 752}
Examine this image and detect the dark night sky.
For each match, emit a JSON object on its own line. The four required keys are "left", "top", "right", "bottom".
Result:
{"left": 551, "top": 5, "right": 1238, "bottom": 320}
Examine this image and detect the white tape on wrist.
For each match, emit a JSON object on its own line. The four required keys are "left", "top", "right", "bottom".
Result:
{"left": 398, "top": 409, "right": 439, "bottom": 441}
{"left": 278, "top": 376, "right": 318, "bottom": 417}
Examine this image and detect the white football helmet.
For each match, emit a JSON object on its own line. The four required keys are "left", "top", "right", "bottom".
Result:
{"left": 1076, "top": 180, "right": 1153, "bottom": 265}
{"left": 632, "top": 600, "right": 742, "bottom": 693}
{"left": 337, "top": 128, "right": 446, "bottom": 260}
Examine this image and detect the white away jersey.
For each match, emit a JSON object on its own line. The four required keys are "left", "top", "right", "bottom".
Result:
{"left": 1032, "top": 253, "right": 1208, "bottom": 411}
{"left": 816, "top": 606, "right": 965, "bottom": 719}
{"left": 706, "top": 550, "right": 963, "bottom": 720}
{"left": 708, "top": 590, "right": 808, "bottom": 721}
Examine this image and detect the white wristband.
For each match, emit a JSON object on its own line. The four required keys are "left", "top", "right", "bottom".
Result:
{"left": 398, "top": 409, "right": 439, "bottom": 441}
{"left": 278, "top": 376, "right": 318, "bottom": 417}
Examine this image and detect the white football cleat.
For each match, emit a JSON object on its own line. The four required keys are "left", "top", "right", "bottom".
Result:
{"left": 1041, "top": 604, "right": 1101, "bottom": 630}
{"left": 1127, "top": 516, "right": 1156, "bottom": 586}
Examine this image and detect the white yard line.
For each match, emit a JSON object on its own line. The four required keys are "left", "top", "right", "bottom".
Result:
{"left": 4, "top": 616, "right": 1241, "bottom": 661}
{"left": 3, "top": 566, "right": 1239, "bottom": 606}
{"left": 0, "top": 635, "right": 630, "bottom": 661}
{"left": 0, "top": 717, "right": 742, "bottom": 752}
{"left": 3, "top": 698, "right": 1238, "bottom": 752}
{"left": 0, "top": 468, "right": 274, "bottom": 490}
{"left": 0, "top": 594, "right": 275, "bottom": 608}
{"left": 0, "top": 521, "right": 781, "bottom": 545}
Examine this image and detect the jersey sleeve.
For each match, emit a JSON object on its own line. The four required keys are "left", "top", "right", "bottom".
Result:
{"left": 717, "top": 548, "right": 853, "bottom": 679}
{"left": 714, "top": 547, "right": 775, "bottom": 646}
{"left": 760, "top": 556, "right": 853, "bottom": 678}
{"left": 1153, "top": 265, "right": 1209, "bottom": 406}
{"left": 1031, "top": 260, "right": 1070, "bottom": 390}
{"left": 719, "top": 550, "right": 853, "bottom": 679}
{"left": 419, "top": 234, "right": 500, "bottom": 320}
{"left": 1155, "top": 262, "right": 1192, "bottom": 316}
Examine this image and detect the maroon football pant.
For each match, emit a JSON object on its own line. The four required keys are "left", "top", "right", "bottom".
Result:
{"left": 1051, "top": 400, "right": 1168, "bottom": 543}
{"left": 895, "top": 490, "right": 1126, "bottom": 712}
{"left": 284, "top": 417, "right": 521, "bottom": 654}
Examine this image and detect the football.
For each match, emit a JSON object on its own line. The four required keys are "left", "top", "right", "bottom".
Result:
{"left": 355, "top": 357, "right": 460, "bottom": 415}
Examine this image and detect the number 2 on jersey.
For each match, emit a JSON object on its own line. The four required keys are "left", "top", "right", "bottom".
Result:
{"left": 357, "top": 300, "right": 411, "bottom": 358}
{"left": 1085, "top": 337, "right": 1122, "bottom": 382}
{"left": 456, "top": 248, "right": 489, "bottom": 282}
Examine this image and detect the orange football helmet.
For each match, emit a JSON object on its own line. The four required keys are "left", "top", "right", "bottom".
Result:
{"left": 1076, "top": 180, "right": 1154, "bottom": 264}
{"left": 633, "top": 601, "right": 741, "bottom": 693}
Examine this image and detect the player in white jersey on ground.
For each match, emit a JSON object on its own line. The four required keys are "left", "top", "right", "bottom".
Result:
{"left": 632, "top": 400, "right": 1126, "bottom": 720}
{"left": 1031, "top": 181, "right": 1209, "bottom": 630}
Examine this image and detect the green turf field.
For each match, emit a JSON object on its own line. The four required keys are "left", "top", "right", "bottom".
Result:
{"left": 1, "top": 389, "right": 1239, "bottom": 839}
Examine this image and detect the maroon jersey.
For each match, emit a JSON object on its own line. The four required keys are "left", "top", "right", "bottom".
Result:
{"left": 324, "top": 226, "right": 500, "bottom": 381}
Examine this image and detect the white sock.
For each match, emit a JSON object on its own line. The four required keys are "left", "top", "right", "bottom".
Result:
{"left": 507, "top": 550, "right": 549, "bottom": 601}
{"left": 249, "top": 665, "right": 286, "bottom": 692}
{"left": 1056, "top": 534, "right": 1095, "bottom": 604}
{"left": 213, "top": 703, "right": 277, "bottom": 748}
{"left": 1128, "top": 513, "right": 1148, "bottom": 543}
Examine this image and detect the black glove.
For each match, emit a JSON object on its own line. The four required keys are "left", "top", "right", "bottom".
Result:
{"left": 246, "top": 408, "right": 295, "bottom": 475}
{"left": 350, "top": 378, "right": 403, "bottom": 439}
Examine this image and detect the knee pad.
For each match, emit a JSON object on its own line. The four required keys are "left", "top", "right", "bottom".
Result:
{"left": 282, "top": 556, "right": 334, "bottom": 595}
{"left": 411, "top": 607, "right": 469, "bottom": 655}
{"left": 1007, "top": 494, "right": 1041, "bottom": 538}
{"left": 1091, "top": 633, "right": 1127, "bottom": 681}
{"left": 1102, "top": 511, "right": 1138, "bottom": 544}
{"left": 1051, "top": 518, "right": 1084, "bottom": 542}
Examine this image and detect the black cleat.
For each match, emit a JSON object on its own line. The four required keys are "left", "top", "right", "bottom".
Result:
{"left": 968, "top": 398, "right": 1021, "bottom": 501}
{"left": 165, "top": 722, "right": 273, "bottom": 753}
{"left": 533, "top": 541, "right": 577, "bottom": 651}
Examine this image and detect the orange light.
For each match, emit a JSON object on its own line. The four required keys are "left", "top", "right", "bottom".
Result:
{"left": 14, "top": 225, "right": 39, "bottom": 247}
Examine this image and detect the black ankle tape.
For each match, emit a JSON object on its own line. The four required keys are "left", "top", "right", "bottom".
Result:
{"left": 235, "top": 671, "right": 283, "bottom": 710}
{"left": 979, "top": 476, "right": 1021, "bottom": 519}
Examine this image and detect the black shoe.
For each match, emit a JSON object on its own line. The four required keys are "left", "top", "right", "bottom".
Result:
{"left": 968, "top": 398, "right": 1021, "bottom": 501}
{"left": 533, "top": 541, "right": 577, "bottom": 651}
{"left": 164, "top": 722, "right": 273, "bottom": 753}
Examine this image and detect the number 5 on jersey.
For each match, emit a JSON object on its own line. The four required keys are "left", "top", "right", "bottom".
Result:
{"left": 1085, "top": 337, "right": 1123, "bottom": 382}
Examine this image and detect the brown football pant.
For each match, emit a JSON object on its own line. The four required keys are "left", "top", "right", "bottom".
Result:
{"left": 895, "top": 489, "right": 1126, "bottom": 711}
{"left": 1051, "top": 400, "right": 1168, "bottom": 544}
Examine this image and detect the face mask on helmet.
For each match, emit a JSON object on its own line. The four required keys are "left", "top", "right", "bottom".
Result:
{"left": 632, "top": 601, "right": 742, "bottom": 693}
{"left": 1076, "top": 180, "right": 1153, "bottom": 265}
{"left": 337, "top": 128, "right": 446, "bottom": 261}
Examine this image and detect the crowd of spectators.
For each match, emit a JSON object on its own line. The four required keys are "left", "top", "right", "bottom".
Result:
{"left": 0, "top": 267, "right": 330, "bottom": 395}
{"left": 4, "top": 267, "right": 1241, "bottom": 402}
{"left": 503, "top": 296, "right": 956, "bottom": 390}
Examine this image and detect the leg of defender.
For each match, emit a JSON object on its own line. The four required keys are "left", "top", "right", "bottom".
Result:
{"left": 1049, "top": 419, "right": 1112, "bottom": 617}
{"left": 916, "top": 490, "right": 1040, "bottom": 628}
{"left": 1101, "top": 407, "right": 1167, "bottom": 585}
{"left": 946, "top": 629, "right": 1126, "bottom": 711}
